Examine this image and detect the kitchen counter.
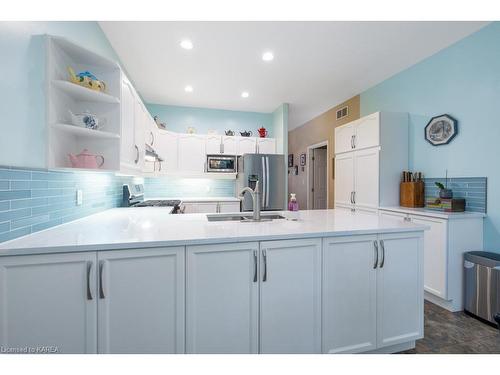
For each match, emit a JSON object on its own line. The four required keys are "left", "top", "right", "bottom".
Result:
{"left": 379, "top": 206, "right": 486, "bottom": 220}
{"left": 0, "top": 208, "right": 427, "bottom": 256}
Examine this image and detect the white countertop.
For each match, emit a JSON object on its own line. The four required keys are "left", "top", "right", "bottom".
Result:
{"left": 0, "top": 208, "right": 427, "bottom": 256}
{"left": 379, "top": 206, "right": 486, "bottom": 220}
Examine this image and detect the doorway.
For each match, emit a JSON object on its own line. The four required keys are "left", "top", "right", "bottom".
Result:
{"left": 307, "top": 141, "right": 328, "bottom": 209}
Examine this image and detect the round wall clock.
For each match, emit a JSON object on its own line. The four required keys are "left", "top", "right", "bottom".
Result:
{"left": 424, "top": 114, "right": 458, "bottom": 146}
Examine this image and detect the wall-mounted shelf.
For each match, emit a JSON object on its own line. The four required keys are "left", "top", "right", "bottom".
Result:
{"left": 52, "top": 80, "right": 120, "bottom": 104}
{"left": 51, "top": 123, "right": 120, "bottom": 139}
{"left": 46, "top": 35, "right": 122, "bottom": 171}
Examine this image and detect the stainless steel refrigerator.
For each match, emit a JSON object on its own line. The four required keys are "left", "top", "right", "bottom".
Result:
{"left": 236, "top": 154, "right": 285, "bottom": 211}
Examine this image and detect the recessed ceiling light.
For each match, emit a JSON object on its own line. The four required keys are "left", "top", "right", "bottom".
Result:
{"left": 241, "top": 91, "right": 249, "bottom": 98}
{"left": 262, "top": 51, "right": 274, "bottom": 62}
{"left": 184, "top": 85, "right": 193, "bottom": 92}
{"left": 180, "top": 39, "right": 193, "bottom": 50}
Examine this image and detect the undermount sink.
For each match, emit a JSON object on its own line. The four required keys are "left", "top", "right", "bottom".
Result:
{"left": 206, "top": 213, "right": 286, "bottom": 222}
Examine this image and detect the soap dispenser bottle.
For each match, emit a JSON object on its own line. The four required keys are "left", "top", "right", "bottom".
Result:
{"left": 288, "top": 193, "right": 299, "bottom": 220}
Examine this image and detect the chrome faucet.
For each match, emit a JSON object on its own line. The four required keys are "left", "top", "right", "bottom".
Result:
{"left": 239, "top": 180, "right": 261, "bottom": 221}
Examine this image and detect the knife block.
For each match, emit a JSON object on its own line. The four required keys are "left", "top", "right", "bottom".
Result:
{"left": 400, "top": 181, "right": 425, "bottom": 208}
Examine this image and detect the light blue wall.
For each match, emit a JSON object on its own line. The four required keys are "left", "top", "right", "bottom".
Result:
{"left": 144, "top": 177, "right": 235, "bottom": 199}
{"left": 146, "top": 103, "right": 274, "bottom": 137}
{"left": 360, "top": 22, "right": 499, "bottom": 249}
{"left": 0, "top": 22, "right": 120, "bottom": 169}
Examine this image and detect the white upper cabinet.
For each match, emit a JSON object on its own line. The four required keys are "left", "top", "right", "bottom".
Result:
{"left": 334, "top": 152, "right": 355, "bottom": 207}
{"left": 222, "top": 136, "right": 238, "bottom": 155}
{"left": 237, "top": 137, "right": 257, "bottom": 155}
{"left": 120, "top": 79, "right": 138, "bottom": 171}
{"left": 354, "top": 112, "right": 380, "bottom": 150}
{"left": 145, "top": 113, "right": 159, "bottom": 150}
{"left": 259, "top": 238, "right": 322, "bottom": 354}
{"left": 0, "top": 252, "right": 98, "bottom": 353}
{"left": 335, "top": 122, "right": 356, "bottom": 154}
{"left": 97, "top": 247, "right": 185, "bottom": 354}
{"left": 206, "top": 134, "right": 222, "bottom": 154}
{"left": 178, "top": 134, "right": 206, "bottom": 172}
{"left": 156, "top": 130, "right": 178, "bottom": 174}
{"left": 256, "top": 138, "right": 276, "bottom": 154}
{"left": 334, "top": 112, "right": 408, "bottom": 209}
{"left": 353, "top": 148, "right": 380, "bottom": 209}
{"left": 186, "top": 242, "right": 259, "bottom": 353}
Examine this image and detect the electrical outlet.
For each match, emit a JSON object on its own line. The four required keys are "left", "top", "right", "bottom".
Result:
{"left": 76, "top": 190, "right": 83, "bottom": 206}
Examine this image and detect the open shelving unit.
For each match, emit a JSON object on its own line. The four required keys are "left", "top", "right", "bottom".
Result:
{"left": 46, "top": 35, "right": 122, "bottom": 171}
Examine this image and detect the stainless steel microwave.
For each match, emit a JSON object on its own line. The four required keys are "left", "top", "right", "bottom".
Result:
{"left": 206, "top": 155, "right": 237, "bottom": 173}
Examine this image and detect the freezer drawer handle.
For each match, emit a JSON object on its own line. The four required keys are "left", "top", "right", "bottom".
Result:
{"left": 262, "top": 249, "right": 267, "bottom": 282}
{"left": 99, "top": 261, "right": 106, "bottom": 299}
{"left": 86, "top": 261, "right": 93, "bottom": 300}
{"left": 379, "top": 240, "right": 385, "bottom": 268}
{"left": 253, "top": 250, "right": 258, "bottom": 282}
{"left": 373, "top": 241, "right": 379, "bottom": 269}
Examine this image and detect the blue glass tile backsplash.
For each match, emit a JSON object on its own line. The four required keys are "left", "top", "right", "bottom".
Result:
{"left": 424, "top": 177, "right": 487, "bottom": 213}
{"left": 144, "top": 177, "right": 235, "bottom": 199}
{"left": 0, "top": 167, "right": 137, "bottom": 243}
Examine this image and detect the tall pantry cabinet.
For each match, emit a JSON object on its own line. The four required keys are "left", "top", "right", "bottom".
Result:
{"left": 334, "top": 112, "right": 409, "bottom": 212}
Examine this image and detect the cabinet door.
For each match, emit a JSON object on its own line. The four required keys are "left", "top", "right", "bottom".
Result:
{"left": 145, "top": 114, "right": 159, "bottom": 149}
{"left": 376, "top": 233, "right": 424, "bottom": 348}
{"left": 156, "top": 131, "right": 178, "bottom": 174}
{"left": 178, "top": 134, "right": 206, "bottom": 172}
{"left": 218, "top": 201, "right": 241, "bottom": 213}
{"left": 257, "top": 138, "right": 276, "bottom": 154}
{"left": 354, "top": 112, "right": 379, "bottom": 150}
{"left": 0, "top": 252, "right": 97, "bottom": 353}
{"left": 133, "top": 97, "right": 146, "bottom": 170}
{"left": 260, "top": 238, "right": 321, "bottom": 353}
{"left": 334, "top": 152, "right": 354, "bottom": 207}
{"left": 335, "top": 122, "right": 355, "bottom": 154}
{"left": 354, "top": 148, "right": 379, "bottom": 209}
{"left": 409, "top": 215, "right": 448, "bottom": 299}
{"left": 323, "top": 236, "right": 377, "bottom": 353}
{"left": 222, "top": 136, "right": 238, "bottom": 155}
{"left": 97, "top": 247, "right": 184, "bottom": 353}
{"left": 186, "top": 242, "right": 259, "bottom": 353}
{"left": 237, "top": 137, "right": 257, "bottom": 155}
{"left": 121, "top": 80, "right": 139, "bottom": 170}
{"left": 206, "top": 135, "right": 222, "bottom": 154}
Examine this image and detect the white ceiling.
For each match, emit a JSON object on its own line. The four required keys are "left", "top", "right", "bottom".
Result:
{"left": 99, "top": 21, "right": 488, "bottom": 130}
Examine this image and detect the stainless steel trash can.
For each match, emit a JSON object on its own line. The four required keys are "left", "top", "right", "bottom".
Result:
{"left": 464, "top": 251, "right": 500, "bottom": 327}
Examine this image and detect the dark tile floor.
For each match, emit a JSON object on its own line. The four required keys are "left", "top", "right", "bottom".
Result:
{"left": 401, "top": 301, "right": 500, "bottom": 354}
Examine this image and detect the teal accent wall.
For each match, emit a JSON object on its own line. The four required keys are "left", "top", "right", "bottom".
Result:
{"left": 360, "top": 22, "right": 498, "bottom": 249}
{"left": 0, "top": 22, "right": 120, "bottom": 169}
{"left": 146, "top": 103, "right": 274, "bottom": 137}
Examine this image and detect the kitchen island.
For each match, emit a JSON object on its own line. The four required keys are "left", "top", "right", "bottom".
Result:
{"left": 0, "top": 209, "right": 426, "bottom": 354}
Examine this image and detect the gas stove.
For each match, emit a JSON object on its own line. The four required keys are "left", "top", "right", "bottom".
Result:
{"left": 122, "top": 184, "right": 181, "bottom": 213}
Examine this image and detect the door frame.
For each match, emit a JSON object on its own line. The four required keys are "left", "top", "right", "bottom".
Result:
{"left": 306, "top": 140, "right": 329, "bottom": 210}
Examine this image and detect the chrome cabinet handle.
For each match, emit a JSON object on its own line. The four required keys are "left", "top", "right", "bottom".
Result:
{"left": 353, "top": 191, "right": 356, "bottom": 204}
{"left": 379, "top": 240, "right": 385, "bottom": 268}
{"left": 262, "top": 249, "right": 267, "bottom": 282}
{"left": 220, "top": 142, "right": 224, "bottom": 154}
{"left": 253, "top": 250, "right": 258, "bottom": 282}
{"left": 99, "top": 261, "right": 105, "bottom": 299}
{"left": 351, "top": 135, "right": 354, "bottom": 149}
{"left": 134, "top": 145, "right": 140, "bottom": 164}
{"left": 373, "top": 241, "right": 379, "bottom": 269}
{"left": 150, "top": 131, "right": 154, "bottom": 146}
{"left": 353, "top": 135, "right": 356, "bottom": 148}
{"left": 86, "top": 261, "right": 93, "bottom": 300}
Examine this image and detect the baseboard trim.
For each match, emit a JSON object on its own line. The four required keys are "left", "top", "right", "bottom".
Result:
{"left": 364, "top": 341, "right": 415, "bottom": 354}
{"left": 424, "top": 291, "right": 461, "bottom": 312}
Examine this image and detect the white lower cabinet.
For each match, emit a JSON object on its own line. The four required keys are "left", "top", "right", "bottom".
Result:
{"left": 218, "top": 201, "right": 241, "bottom": 213}
{"left": 323, "top": 232, "right": 423, "bottom": 353}
{"left": 259, "top": 238, "right": 322, "bottom": 354}
{"left": 323, "top": 235, "right": 377, "bottom": 353}
{"left": 186, "top": 242, "right": 259, "bottom": 353}
{"left": 97, "top": 247, "right": 184, "bottom": 353}
{"left": 0, "top": 252, "right": 98, "bottom": 353}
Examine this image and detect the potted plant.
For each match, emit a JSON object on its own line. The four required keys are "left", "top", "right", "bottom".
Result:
{"left": 435, "top": 171, "right": 453, "bottom": 199}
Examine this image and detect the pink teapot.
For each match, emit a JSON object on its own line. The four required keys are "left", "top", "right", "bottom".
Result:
{"left": 68, "top": 149, "right": 104, "bottom": 169}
